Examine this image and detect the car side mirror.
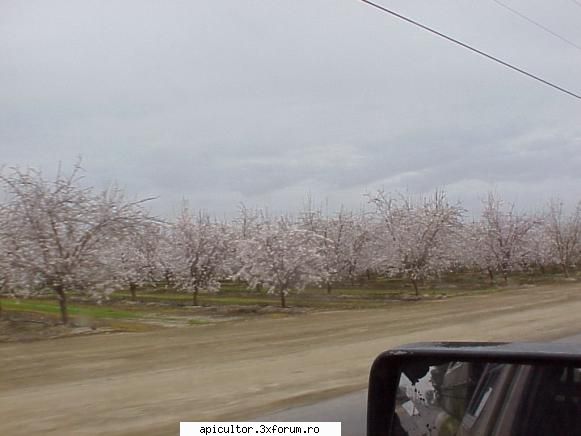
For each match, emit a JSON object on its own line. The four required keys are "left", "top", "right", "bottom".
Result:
{"left": 367, "top": 342, "right": 581, "bottom": 436}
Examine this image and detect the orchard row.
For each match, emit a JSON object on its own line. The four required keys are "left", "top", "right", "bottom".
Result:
{"left": 0, "top": 164, "right": 579, "bottom": 323}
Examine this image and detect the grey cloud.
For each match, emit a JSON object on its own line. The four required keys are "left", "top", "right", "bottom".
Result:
{"left": 1, "top": 0, "right": 581, "bottom": 216}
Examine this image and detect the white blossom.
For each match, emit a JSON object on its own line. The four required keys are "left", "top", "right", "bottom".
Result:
{"left": 167, "top": 206, "right": 233, "bottom": 305}
{"left": 0, "top": 163, "right": 154, "bottom": 324}
{"left": 543, "top": 198, "right": 581, "bottom": 276}
{"left": 473, "top": 192, "right": 538, "bottom": 283}
{"left": 370, "top": 189, "right": 464, "bottom": 295}
{"left": 236, "top": 217, "right": 329, "bottom": 307}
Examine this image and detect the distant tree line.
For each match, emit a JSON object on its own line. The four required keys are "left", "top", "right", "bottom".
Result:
{"left": 1, "top": 162, "right": 580, "bottom": 324}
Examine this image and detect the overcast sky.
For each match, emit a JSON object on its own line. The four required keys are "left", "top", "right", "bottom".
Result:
{"left": 1, "top": 0, "right": 580, "bottom": 217}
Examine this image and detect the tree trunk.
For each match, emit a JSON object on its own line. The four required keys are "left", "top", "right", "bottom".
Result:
{"left": 326, "top": 281, "right": 332, "bottom": 294}
{"left": 487, "top": 267, "right": 495, "bottom": 285}
{"left": 55, "top": 285, "right": 69, "bottom": 325}
{"left": 411, "top": 278, "right": 419, "bottom": 297}
{"left": 280, "top": 290, "right": 286, "bottom": 308}
{"left": 164, "top": 270, "right": 173, "bottom": 288}
{"left": 562, "top": 263, "right": 570, "bottom": 278}
{"left": 193, "top": 288, "right": 199, "bottom": 306}
{"left": 129, "top": 282, "right": 137, "bottom": 301}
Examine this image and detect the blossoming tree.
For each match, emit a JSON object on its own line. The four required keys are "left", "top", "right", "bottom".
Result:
{"left": 168, "top": 206, "right": 233, "bottom": 306}
{"left": 370, "top": 189, "right": 464, "bottom": 295}
{"left": 0, "top": 164, "right": 153, "bottom": 324}
{"left": 236, "top": 217, "right": 329, "bottom": 307}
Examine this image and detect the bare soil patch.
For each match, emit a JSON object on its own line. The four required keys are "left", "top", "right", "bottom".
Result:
{"left": 2, "top": 284, "right": 581, "bottom": 435}
{"left": 0, "top": 301, "right": 305, "bottom": 341}
{"left": 0, "top": 312, "right": 117, "bottom": 342}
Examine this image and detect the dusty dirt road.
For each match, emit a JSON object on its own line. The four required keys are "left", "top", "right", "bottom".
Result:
{"left": 2, "top": 284, "right": 581, "bottom": 436}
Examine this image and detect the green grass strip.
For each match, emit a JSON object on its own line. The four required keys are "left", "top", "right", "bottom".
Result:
{"left": 1, "top": 299, "right": 144, "bottom": 320}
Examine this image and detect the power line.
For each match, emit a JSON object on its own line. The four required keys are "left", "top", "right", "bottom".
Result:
{"left": 492, "top": 0, "right": 581, "bottom": 52}
{"left": 356, "top": 0, "right": 581, "bottom": 101}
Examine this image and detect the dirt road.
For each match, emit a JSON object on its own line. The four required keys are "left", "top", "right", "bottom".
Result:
{"left": 2, "top": 284, "right": 581, "bottom": 436}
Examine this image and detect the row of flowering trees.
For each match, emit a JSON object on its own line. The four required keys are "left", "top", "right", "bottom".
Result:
{"left": 1, "top": 163, "right": 581, "bottom": 324}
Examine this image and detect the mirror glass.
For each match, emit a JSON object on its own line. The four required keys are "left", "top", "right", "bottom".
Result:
{"left": 393, "top": 360, "right": 581, "bottom": 436}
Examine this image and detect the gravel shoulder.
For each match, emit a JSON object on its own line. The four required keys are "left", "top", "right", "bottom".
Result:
{"left": 2, "top": 284, "right": 581, "bottom": 435}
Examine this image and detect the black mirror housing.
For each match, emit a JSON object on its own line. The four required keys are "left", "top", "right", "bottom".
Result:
{"left": 367, "top": 342, "right": 581, "bottom": 436}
